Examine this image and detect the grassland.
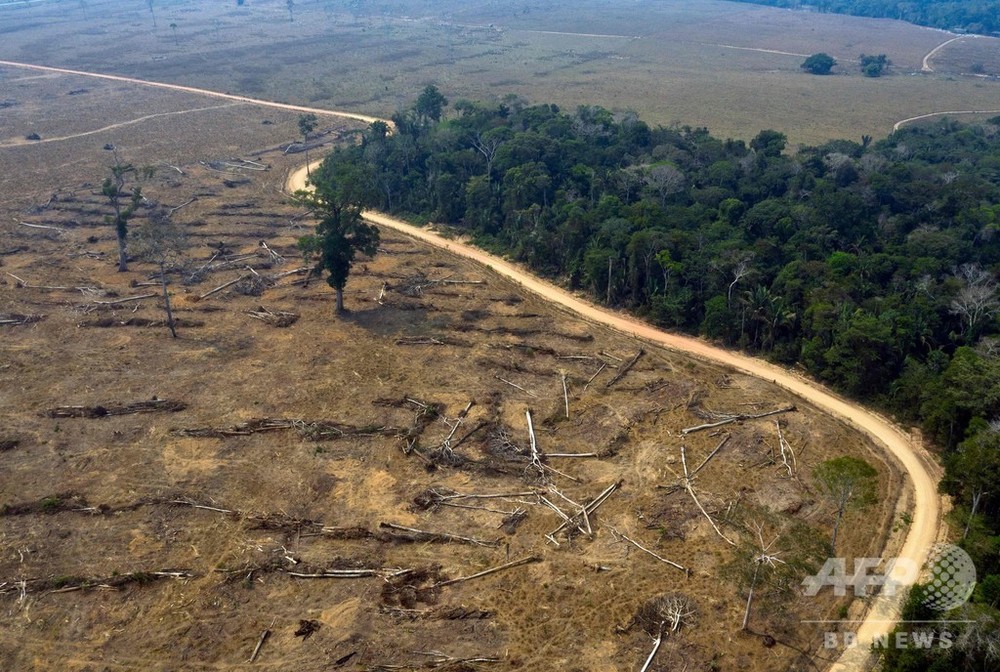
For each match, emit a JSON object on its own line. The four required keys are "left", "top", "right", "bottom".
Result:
{"left": 0, "top": 0, "right": 998, "bottom": 146}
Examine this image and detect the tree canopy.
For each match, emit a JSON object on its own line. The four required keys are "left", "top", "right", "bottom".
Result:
{"left": 801, "top": 52, "right": 836, "bottom": 75}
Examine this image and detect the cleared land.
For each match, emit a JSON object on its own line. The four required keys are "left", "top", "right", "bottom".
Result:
{"left": 0, "top": 0, "right": 997, "bottom": 145}
{"left": 0, "top": 77, "right": 908, "bottom": 670}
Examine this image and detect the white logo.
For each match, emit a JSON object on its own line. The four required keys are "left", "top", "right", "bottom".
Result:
{"left": 922, "top": 543, "right": 976, "bottom": 612}
{"left": 802, "top": 544, "right": 976, "bottom": 613}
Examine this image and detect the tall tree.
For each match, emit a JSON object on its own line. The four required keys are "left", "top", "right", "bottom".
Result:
{"left": 414, "top": 85, "right": 448, "bottom": 126}
{"left": 295, "top": 154, "right": 379, "bottom": 314}
{"left": 298, "top": 113, "right": 319, "bottom": 176}
{"left": 102, "top": 157, "right": 143, "bottom": 272}
{"left": 147, "top": 0, "right": 157, "bottom": 27}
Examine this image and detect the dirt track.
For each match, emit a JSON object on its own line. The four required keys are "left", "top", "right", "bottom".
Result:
{"left": 0, "top": 56, "right": 943, "bottom": 671}
{"left": 287, "top": 161, "right": 943, "bottom": 672}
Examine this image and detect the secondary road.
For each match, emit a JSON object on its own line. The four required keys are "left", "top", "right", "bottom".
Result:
{"left": 0, "top": 57, "right": 941, "bottom": 672}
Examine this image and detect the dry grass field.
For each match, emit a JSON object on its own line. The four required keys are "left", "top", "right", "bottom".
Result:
{"left": 0, "top": 77, "right": 909, "bottom": 670}
{"left": 0, "top": 0, "right": 998, "bottom": 146}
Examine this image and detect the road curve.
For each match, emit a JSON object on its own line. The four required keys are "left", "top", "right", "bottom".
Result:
{"left": 894, "top": 108, "right": 1000, "bottom": 131}
{"left": 0, "top": 55, "right": 940, "bottom": 671}
{"left": 288, "top": 160, "right": 941, "bottom": 671}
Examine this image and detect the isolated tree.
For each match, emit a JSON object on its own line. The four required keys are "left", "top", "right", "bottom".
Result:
{"left": 295, "top": 155, "right": 379, "bottom": 314}
{"left": 859, "top": 53, "right": 889, "bottom": 77}
{"left": 951, "top": 263, "right": 1000, "bottom": 339}
{"left": 298, "top": 113, "right": 319, "bottom": 176}
{"left": 801, "top": 52, "right": 836, "bottom": 75}
{"left": 814, "top": 456, "right": 878, "bottom": 550}
{"left": 286, "top": 0, "right": 294, "bottom": 22}
{"left": 147, "top": 0, "right": 157, "bottom": 27}
{"left": 102, "top": 158, "right": 143, "bottom": 272}
{"left": 133, "top": 211, "right": 185, "bottom": 338}
{"left": 414, "top": 85, "right": 448, "bottom": 125}
{"left": 169, "top": 22, "right": 178, "bottom": 45}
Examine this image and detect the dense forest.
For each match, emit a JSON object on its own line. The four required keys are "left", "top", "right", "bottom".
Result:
{"left": 730, "top": 0, "right": 1000, "bottom": 35}
{"left": 311, "top": 89, "right": 1000, "bottom": 668}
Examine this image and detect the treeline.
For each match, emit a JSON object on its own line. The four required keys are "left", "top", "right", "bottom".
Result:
{"left": 729, "top": 0, "right": 1000, "bottom": 35}
{"left": 315, "top": 90, "right": 1000, "bottom": 667}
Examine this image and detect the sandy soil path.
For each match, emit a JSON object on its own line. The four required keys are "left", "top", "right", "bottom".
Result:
{"left": 0, "top": 60, "right": 384, "bottom": 125}
{"left": 288, "top": 160, "right": 942, "bottom": 671}
{"left": 894, "top": 108, "right": 1000, "bottom": 131}
{"left": 921, "top": 34, "right": 967, "bottom": 72}
{"left": 0, "top": 54, "right": 942, "bottom": 670}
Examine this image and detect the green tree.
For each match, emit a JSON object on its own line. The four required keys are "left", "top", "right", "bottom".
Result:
{"left": 102, "top": 158, "right": 143, "bottom": 272}
{"left": 169, "top": 22, "right": 178, "bottom": 46}
{"left": 801, "top": 52, "right": 836, "bottom": 75}
{"left": 414, "top": 85, "right": 448, "bottom": 125}
{"left": 814, "top": 456, "right": 878, "bottom": 550}
{"left": 859, "top": 53, "right": 889, "bottom": 77}
{"left": 295, "top": 154, "right": 379, "bottom": 314}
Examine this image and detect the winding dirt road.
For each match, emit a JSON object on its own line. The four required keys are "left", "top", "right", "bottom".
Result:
{"left": 0, "top": 57, "right": 942, "bottom": 671}
{"left": 288, "top": 163, "right": 941, "bottom": 672}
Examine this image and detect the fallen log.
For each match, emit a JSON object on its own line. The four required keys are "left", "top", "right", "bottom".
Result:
{"left": 45, "top": 399, "right": 186, "bottom": 418}
{"left": 379, "top": 522, "right": 501, "bottom": 548}
{"left": 680, "top": 405, "right": 796, "bottom": 435}
{"left": 433, "top": 556, "right": 541, "bottom": 588}
{"left": 605, "top": 349, "right": 644, "bottom": 389}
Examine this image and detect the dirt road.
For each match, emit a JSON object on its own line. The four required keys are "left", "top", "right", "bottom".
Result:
{"left": 0, "top": 54, "right": 942, "bottom": 670}
{"left": 288, "top": 161, "right": 942, "bottom": 672}
{"left": 0, "top": 60, "right": 385, "bottom": 126}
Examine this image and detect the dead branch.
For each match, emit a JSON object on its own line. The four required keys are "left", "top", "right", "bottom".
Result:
{"left": 583, "top": 362, "right": 607, "bottom": 392}
{"left": 681, "top": 446, "right": 736, "bottom": 546}
{"left": 775, "top": 419, "right": 796, "bottom": 478}
{"left": 246, "top": 306, "right": 299, "bottom": 328}
{"left": 259, "top": 240, "right": 284, "bottom": 264}
{"left": 690, "top": 434, "right": 731, "bottom": 479}
{"left": 433, "top": 556, "right": 541, "bottom": 588}
{"left": 46, "top": 399, "right": 186, "bottom": 418}
{"left": 379, "top": 522, "right": 501, "bottom": 548}
{"left": 285, "top": 569, "right": 382, "bottom": 579}
{"left": 494, "top": 373, "right": 536, "bottom": 397}
{"left": 605, "top": 349, "right": 644, "bottom": 388}
{"left": 609, "top": 528, "right": 688, "bottom": 575}
{"left": 525, "top": 410, "right": 544, "bottom": 478}
{"left": 639, "top": 622, "right": 665, "bottom": 672}
{"left": 560, "top": 372, "right": 570, "bottom": 418}
{"left": 17, "top": 220, "right": 64, "bottom": 232}
{"left": 249, "top": 626, "right": 271, "bottom": 663}
{"left": 547, "top": 480, "right": 622, "bottom": 540}
{"left": 680, "top": 405, "right": 796, "bottom": 435}
{"left": 6, "top": 272, "right": 100, "bottom": 293}
{"left": 198, "top": 275, "right": 249, "bottom": 300}
{"left": 92, "top": 293, "right": 157, "bottom": 306}
{"left": 168, "top": 197, "right": 197, "bottom": 215}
